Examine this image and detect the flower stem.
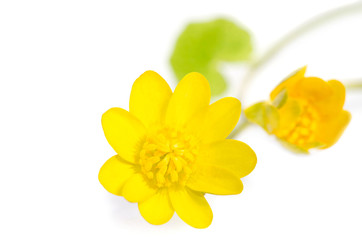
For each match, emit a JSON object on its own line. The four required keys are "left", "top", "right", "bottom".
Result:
{"left": 346, "top": 81, "right": 362, "bottom": 90}
{"left": 228, "top": 119, "right": 251, "bottom": 139}
{"left": 237, "top": 2, "right": 362, "bottom": 101}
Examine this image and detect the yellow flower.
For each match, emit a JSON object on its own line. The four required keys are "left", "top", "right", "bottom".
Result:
{"left": 99, "top": 71, "right": 257, "bottom": 228}
{"left": 245, "top": 66, "right": 351, "bottom": 152}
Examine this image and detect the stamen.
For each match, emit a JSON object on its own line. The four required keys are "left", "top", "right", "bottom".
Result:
{"left": 277, "top": 101, "right": 319, "bottom": 148}
{"left": 139, "top": 128, "right": 198, "bottom": 188}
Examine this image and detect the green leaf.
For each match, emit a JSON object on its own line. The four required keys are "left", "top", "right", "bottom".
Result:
{"left": 244, "top": 102, "right": 279, "bottom": 133}
{"left": 278, "top": 139, "right": 309, "bottom": 154}
{"left": 272, "top": 88, "right": 288, "bottom": 108}
{"left": 170, "top": 18, "right": 253, "bottom": 96}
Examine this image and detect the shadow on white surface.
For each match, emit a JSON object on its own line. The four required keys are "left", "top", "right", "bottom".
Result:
{"left": 105, "top": 193, "right": 186, "bottom": 230}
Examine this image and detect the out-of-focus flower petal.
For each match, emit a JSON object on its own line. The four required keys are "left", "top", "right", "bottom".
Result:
{"left": 270, "top": 66, "right": 306, "bottom": 100}
{"left": 315, "top": 110, "right": 351, "bottom": 148}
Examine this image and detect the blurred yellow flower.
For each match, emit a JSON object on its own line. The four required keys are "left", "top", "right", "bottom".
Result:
{"left": 245, "top": 66, "right": 351, "bottom": 152}
{"left": 99, "top": 71, "right": 257, "bottom": 228}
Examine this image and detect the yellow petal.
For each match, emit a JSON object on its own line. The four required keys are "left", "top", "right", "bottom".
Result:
{"left": 197, "top": 139, "right": 257, "bottom": 178}
{"left": 186, "top": 97, "right": 241, "bottom": 144}
{"left": 276, "top": 98, "right": 302, "bottom": 132}
{"left": 102, "top": 108, "right": 146, "bottom": 163}
{"left": 186, "top": 163, "right": 243, "bottom": 195}
{"left": 169, "top": 187, "right": 213, "bottom": 229}
{"left": 98, "top": 155, "right": 136, "bottom": 196}
{"left": 291, "top": 77, "right": 331, "bottom": 101}
{"left": 122, "top": 173, "right": 156, "bottom": 203}
{"left": 270, "top": 66, "right": 306, "bottom": 100}
{"left": 165, "top": 72, "right": 210, "bottom": 129}
{"left": 138, "top": 189, "right": 174, "bottom": 225}
{"left": 315, "top": 110, "right": 351, "bottom": 149}
{"left": 129, "top": 71, "right": 172, "bottom": 128}
{"left": 291, "top": 78, "right": 347, "bottom": 118}
{"left": 328, "top": 80, "right": 346, "bottom": 107}
{"left": 318, "top": 80, "right": 346, "bottom": 118}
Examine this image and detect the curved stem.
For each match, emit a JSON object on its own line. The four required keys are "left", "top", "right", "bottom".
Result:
{"left": 237, "top": 1, "right": 362, "bottom": 101}
{"left": 228, "top": 120, "right": 250, "bottom": 139}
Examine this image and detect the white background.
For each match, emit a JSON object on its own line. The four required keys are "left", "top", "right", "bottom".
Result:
{"left": 1, "top": 0, "right": 362, "bottom": 239}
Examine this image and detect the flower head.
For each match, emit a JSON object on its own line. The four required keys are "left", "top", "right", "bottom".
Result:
{"left": 99, "top": 71, "right": 257, "bottom": 228}
{"left": 245, "top": 66, "right": 351, "bottom": 152}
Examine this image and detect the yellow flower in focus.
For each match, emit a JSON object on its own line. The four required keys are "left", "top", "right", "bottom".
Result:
{"left": 99, "top": 71, "right": 257, "bottom": 228}
{"left": 245, "top": 66, "right": 351, "bottom": 152}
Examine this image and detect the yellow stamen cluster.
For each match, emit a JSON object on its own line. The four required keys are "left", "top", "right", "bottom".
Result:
{"left": 278, "top": 102, "right": 319, "bottom": 148}
{"left": 139, "top": 128, "right": 198, "bottom": 188}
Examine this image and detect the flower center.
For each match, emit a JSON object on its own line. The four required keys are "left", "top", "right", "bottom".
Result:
{"left": 278, "top": 102, "right": 319, "bottom": 148}
{"left": 139, "top": 128, "right": 198, "bottom": 188}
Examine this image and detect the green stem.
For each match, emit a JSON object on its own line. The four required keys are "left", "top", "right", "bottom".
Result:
{"left": 346, "top": 81, "right": 362, "bottom": 90}
{"left": 228, "top": 119, "right": 251, "bottom": 139}
{"left": 237, "top": 2, "right": 362, "bottom": 100}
